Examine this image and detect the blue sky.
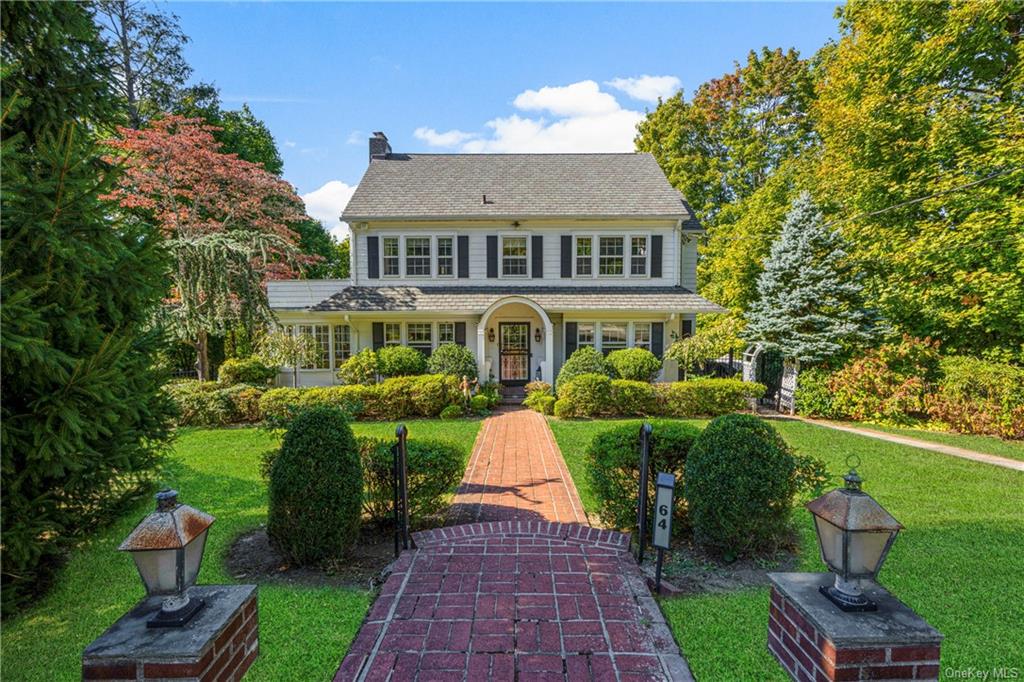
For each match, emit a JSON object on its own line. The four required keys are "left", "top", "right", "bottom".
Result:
{"left": 169, "top": 2, "right": 842, "bottom": 236}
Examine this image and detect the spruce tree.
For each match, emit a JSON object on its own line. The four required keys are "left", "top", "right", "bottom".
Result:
{"left": 1, "top": 3, "right": 173, "bottom": 613}
{"left": 744, "top": 192, "right": 875, "bottom": 364}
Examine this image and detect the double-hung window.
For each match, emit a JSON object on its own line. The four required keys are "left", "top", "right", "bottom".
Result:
{"left": 631, "top": 236, "right": 648, "bottom": 276}
{"left": 383, "top": 323, "right": 402, "bottom": 347}
{"left": 299, "top": 324, "right": 330, "bottom": 369}
{"left": 438, "top": 322, "right": 455, "bottom": 345}
{"left": 407, "top": 323, "right": 433, "bottom": 356}
{"left": 575, "top": 237, "right": 593, "bottom": 276}
{"left": 633, "top": 323, "right": 651, "bottom": 351}
{"left": 600, "top": 323, "right": 627, "bottom": 355}
{"left": 333, "top": 325, "right": 351, "bottom": 365}
{"left": 577, "top": 323, "right": 595, "bottom": 348}
{"left": 502, "top": 236, "right": 528, "bottom": 277}
{"left": 406, "top": 237, "right": 431, "bottom": 276}
{"left": 598, "top": 237, "right": 624, "bottom": 276}
{"left": 437, "top": 237, "right": 454, "bottom": 277}
{"left": 382, "top": 237, "right": 400, "bottom": 277}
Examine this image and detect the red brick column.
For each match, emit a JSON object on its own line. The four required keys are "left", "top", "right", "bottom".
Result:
{"left": 83, "top": 585, "right": 258, "bottom": 681}
{"left": 767, "top": 574, "right": 942, "bottom": 682}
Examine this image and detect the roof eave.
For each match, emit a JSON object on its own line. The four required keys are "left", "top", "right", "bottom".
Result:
{"left": 342, "top": 213, "right": 690, "bottom": 223}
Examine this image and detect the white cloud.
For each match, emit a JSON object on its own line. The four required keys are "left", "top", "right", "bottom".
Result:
{"left": 417, "top": 79, "right": 649, "bottom": 154}
{"left": 283, "top": 140, "right": 297, "bottom": 148}
{"left": 605, "top": 75, "right": 681, "bottom": 103}
{"left": 414, "top": 127, "right": 479, "bottom": 147}
{"left": 346, "top": 130, "right": 364, "bottom": 145}
{"left": 302, "top": 180, "right": 356, "bottom": 240}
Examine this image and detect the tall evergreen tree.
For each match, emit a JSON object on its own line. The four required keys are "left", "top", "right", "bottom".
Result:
{"left": 744, "top": 193, "right": 875, "bottom": 364}
{"left": 1, "top": 2, "right": 173, "bottom": 613}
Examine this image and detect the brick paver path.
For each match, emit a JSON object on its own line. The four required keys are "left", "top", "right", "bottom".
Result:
{"left": 335, "top": 409, "right": 693, "bottom": 681}
{"left": 449, "top": 407, "right": 588, "bottom": 525}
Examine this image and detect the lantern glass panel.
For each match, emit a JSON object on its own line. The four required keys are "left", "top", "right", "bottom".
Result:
{"left": 848, "top": 530, "right": 892, "bottom": 576}
{"left": 183, "top": 530, "right": 208, "bottom": 586}
{"left": 131, "top": 549, "right": 179, "bottom": 595}
{"left": 813, "top": 516, "right": 844, "bottom": 572}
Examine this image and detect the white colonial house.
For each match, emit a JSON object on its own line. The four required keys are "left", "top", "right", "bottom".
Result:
{"left": 268, "top": 132, "right": 725, "bottom": 388}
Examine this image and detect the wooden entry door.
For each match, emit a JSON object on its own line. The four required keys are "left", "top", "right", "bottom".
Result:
{"left": 499, "top": 322, "right": 531, "bottom": 385}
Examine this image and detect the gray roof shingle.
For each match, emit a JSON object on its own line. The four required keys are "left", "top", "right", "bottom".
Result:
{"left": 309, "top": 286, "right": 726, "bottom": 314}
{"left": 342, "top": 153, "right": 701, "bottom": 226}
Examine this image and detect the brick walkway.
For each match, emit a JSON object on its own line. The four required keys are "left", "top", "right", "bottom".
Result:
{"left": 335, "top": 409, "right": 693, "bottom": 681}
{"left": 449, "top": 407, "right": 588, "bottom": 525}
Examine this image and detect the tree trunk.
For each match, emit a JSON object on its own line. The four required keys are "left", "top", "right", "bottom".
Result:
{"left": 196, "top": 331, "right": 210, "bottom": 381}
{"left": 292, "top": 364, "right": 299, "bottom": 388}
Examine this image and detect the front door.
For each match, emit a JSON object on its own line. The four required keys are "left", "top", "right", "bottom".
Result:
{"left": 499, "top": 322, "right": 531, "bottom": 385}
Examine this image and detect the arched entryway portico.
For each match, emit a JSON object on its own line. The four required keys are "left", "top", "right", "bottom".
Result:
{"left": 478, "top": 296, "right": 554, "bottom": 385}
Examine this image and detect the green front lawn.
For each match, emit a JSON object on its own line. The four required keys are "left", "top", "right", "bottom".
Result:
{"left": 1, "top": 419, "right": 481, "bottom": 682}
{"left": 845, "top": 422, "right": 1024, "bottom": 461}
{"left": 548, "top": 417, "right": 1024, "bottom": 679}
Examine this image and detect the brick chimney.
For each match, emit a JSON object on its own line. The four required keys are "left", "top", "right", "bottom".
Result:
{"left": 369, "top": 132, "right": 391, "bottom": 162}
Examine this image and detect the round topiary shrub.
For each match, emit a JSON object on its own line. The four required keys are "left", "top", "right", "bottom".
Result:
{"left": 267, "top": 406, "right": 363, "bottom": 565}
{"left": 685, "top": 413, "right": 799, "bottom": 558}
{"left": 559, "top": 373, "right": 612, "bottom": 417}
{"left": 469, "top": 393, "right": 490, "bottom": 414}
{"left": 377, "top": 345, "right": 427, "bottom": 377}
{"left": 338, "top": 348, "right": 378, "bottom": 385}
{"left": 427, "top": 343, "right": 478, "bottom": 380}
{"left": 556, "top": 346, "right": 610, "bottom": 396}
{"left": 610, "top": 380, "right": 658, "bottom": 416}
{"left": 440, "top": 404, "right": 464, "bottom": 419}
{"left": 218, "top": 356, "right": 278, "bottom": 386}
{"left": 587, "top": 420, "right": 701, "bottom": 532}
{"left": 606, "top": 348, "right": 662, "bottom": 382}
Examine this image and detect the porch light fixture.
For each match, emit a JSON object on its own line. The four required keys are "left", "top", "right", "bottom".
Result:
{"left": 534, "top": 327, "right": 542, "bottom": 343}
{"left": 488, "top": 327, "right": 495, "bottom": 343}
{"left": 535, "top": 366, "right": 542, "bottom": 382}
{"left": 806, "top": 458, "right": 902, "bottom": 612}
{"left": 119, "top": 489, "right": 215, "bottom": 628}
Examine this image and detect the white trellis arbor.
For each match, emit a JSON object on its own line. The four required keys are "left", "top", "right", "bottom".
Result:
{"left": 743, "top": 343, "right": 800, "bottom": 414}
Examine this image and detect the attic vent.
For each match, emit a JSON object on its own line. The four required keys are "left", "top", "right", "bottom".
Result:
{"left": 482, "top": 194, "right": 494, "bottom": 205}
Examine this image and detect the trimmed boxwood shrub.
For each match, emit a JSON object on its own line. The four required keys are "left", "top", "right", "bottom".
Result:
{"left": 610, "top": 380, "right": 658, "bottom": 416}
{"left": 606, "top": 348, "right": 662, "bottom": 382}
{"left": 440, "top": 404, "right": 464, "bottom": 419}
{"left": 559, "top": 373, "right": 612, "bottom": 417}
{"left": 656, "top": 379, "right": 765, "bottom": 417}
{"left": 469, "top": 394, "right": 490, "bottom": 414}
{"left": 217, "top": 357, "right": 278, "bottom": 386}
{"left": 377, "top": 345, "right": 427, "bottom": 377}
{"left": 685, "top": 414, "right": 798, "bottom": 557}
{"left": 166, "top": 381, "right": 266, "bottom": 426}
{"left": 338, "top": 348, "right": 378, "bottom": 385}
{"left": 359, "top": 436, "right": 465, "bottom": 527}
{"left": 267, "top": 406, "right": 363, "bottom": 565}
{"left": 586, "top": 420, "right": 701, "bottom": 532}
{"left": 427, "top": 342, "right": 478, "bottom": 380}
{"left": 556, "top": 346, "right": 610, "bottom": 396}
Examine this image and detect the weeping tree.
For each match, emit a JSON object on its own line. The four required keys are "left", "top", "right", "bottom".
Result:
{"left": 258, "top": 329, "right": 322, "bottom": 388}
{"left": 104, "top": 116, "right": 310, "bottom": 379}
{"left": 744, "top": 192, "right": 876, "bottom": 365}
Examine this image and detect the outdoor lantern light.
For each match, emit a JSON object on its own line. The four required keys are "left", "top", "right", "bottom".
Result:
{"left": 119, "top": 489, "right": 215, "bottom": 628}
{"left": 488, "top": 327, "right": 496, "bottom": 343}
{"left": 535, "top": 366, "right": 542, "bottom": 381}
{"left": 806, "top": 458, "right": 902, "bottom": 612}
{"left": 534, "top": 327, "right": 542, "bottom": 343}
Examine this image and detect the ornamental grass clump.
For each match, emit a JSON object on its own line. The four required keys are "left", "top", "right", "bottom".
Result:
{"left": 685, "top": 414, "right": 799, "bottom": 558}
{"left": 267, "top": 406, "right": 362, "bottom": 565}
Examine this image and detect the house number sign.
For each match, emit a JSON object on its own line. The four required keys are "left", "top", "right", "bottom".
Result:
{"left": 653, "top": 472, "right": 675, "bottom": 550}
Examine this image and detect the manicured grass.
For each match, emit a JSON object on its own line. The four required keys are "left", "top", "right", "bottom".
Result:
{"left": 846, "top": 422, "right": 1024, "bottom": 461}
{"left": 1, "top": 419, "right": 481, "bottom": 682}
{"left": 548, "top": 417, "right": 1024, "bottom": 678}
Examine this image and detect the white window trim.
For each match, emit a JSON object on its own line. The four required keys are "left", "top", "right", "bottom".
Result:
{"left": 573, "top": 235, "right": 595, "bottom": 279}
{"left": 380, "top": 235, "right": 402, "bottom": 279}
{"left": 570, "top": 319, "right": 663, "bottom": 353}
{"left": 435, "top": 234, "right": 457, "bottom": 279}
{"left": 630, "top": 235, "right": 652, "bottom": 278}
{"left": 571, "top": 232, "right": 652, "bottom": 280}
{"left": 437, "top": 321, "right": 456, "bottom": 347}
{"left": 499, "top": 232, "right": 530, "bottom": 279}
{"left": 404, "top": 235, "right": 433, "bottom": 279}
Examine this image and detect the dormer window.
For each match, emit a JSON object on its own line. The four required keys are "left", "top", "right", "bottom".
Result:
{"left": 502, "top": 236, "right": 528, "bottom": 277}
{"left": 406, "top": 237, "right": 431, "bottom": 276}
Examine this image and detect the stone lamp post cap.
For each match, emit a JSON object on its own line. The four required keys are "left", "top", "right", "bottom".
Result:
{"left": 118, "top": 489, "right": 215, "bottom": 552}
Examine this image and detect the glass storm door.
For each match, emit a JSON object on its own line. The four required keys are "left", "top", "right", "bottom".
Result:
{"left": 499, "top": 323, "right": 530, "bottom": 385}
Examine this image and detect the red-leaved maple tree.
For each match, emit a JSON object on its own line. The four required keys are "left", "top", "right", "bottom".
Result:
{"left": 104, "top": 115, "right": 310, "bottom": 379}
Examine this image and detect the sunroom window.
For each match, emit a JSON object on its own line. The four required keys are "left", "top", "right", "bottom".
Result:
{"left": 502, "top": 236, "right": 528, "bottom": 276}
{"left": 333, "top": 325, "right": 351, "bottom": 365}
{"left": 298, "top": 324, "right": 330, "bottom": 369}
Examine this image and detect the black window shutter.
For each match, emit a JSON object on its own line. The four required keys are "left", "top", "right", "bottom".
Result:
{"left": 531, "top": 235, "right": 543, "bottom": 278}
{"left": 366, "top": 236, "right": 380, "bottom": 279}
{"left": 372, "top": 322, "right": 384, "bottom": 350}
{"left": 651, "top": 235, "right": 663, "bottom": 279}
{"left": 652, "top": 322, "right": 664, "bottom": 358}
{"left": 681, "top": 319, "right": 694, "bottom": 338}
{"left": 565, "top": 322, "right": 578, "bottom": 358}
{"left": 454, "top": 322, "right": 466, "bottom": 346}
{"left": 560, "top": 235, "right": 572, "bottom": 278}
{"left": 486, "top": 235, "right": 498, "bottom": 278}
{"left": 457, "top": 236, "right": 470, "bottom": 278}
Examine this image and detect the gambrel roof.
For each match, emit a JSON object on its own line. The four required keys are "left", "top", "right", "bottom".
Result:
{"left": 342, "top": 153, "right": 701, "bottom": 226}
